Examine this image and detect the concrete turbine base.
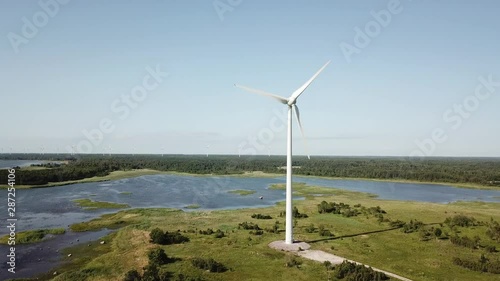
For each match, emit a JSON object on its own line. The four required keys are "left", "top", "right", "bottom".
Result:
{"left": 268, "top": 240, "right": 311, "bottom": 252}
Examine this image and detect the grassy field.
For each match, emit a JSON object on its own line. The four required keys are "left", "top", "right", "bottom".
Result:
{"left": 24, "top": 183, "right": 499, "bottom": 281}
{"left": 0, "top": 228, "right": 65, "bottom": 245}
{"left": 227, "top": 189, "right": 257, "bottom": 196}
{"left": 73, "top": 199, "right": 130, "bottom": 210}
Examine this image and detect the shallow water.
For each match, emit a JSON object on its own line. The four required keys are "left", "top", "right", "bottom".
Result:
{"left": 0, "top": 229, "right": 111, "bottom": 280}
{"left": 0, "top": 173, "right": 499, "bottom": 279}
{"left": 0, "top": 160, "right": 53, "bottom": 169}
{"left": 2, "top": 174, "right": 500, "bottom": 236}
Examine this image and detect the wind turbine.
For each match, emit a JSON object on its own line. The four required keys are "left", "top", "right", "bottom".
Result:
{"left": 235, "top": 60, "right": 330, "bottom": 244}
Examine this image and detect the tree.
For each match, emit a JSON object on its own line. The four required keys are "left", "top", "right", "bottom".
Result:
{"left": 123, "top": 269, "right": 141, "bottom": 281}
{"left": 142, "top": 264, "right": 160, "bottom": 281}
{"left": 434, "top": 228, "right": 442, "bottom": 238}
{"left": 148, "top": 248, "right": 169, "bottom": 266}
{"left": 150, "top": 228, "right": 166, "bottom": 244}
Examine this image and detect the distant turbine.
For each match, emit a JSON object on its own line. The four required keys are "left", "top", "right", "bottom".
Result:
{"left": 235, "top": 60, "right": 330, "bottom": 244}
{"left": 206, "top": 144, "right": 210, "bottom": 157}
{"left": 161, "top": 145, "right": 165, "bottom": 157}
{"left": 267, "top": 146, "right": 271, "bottom": 157}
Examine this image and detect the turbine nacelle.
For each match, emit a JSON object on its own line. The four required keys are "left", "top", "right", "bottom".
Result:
{"left": 235, "top": 60, "right": 331, "bottom": 159}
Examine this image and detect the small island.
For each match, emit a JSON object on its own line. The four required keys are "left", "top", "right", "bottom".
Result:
{"left": 227, "top": 189, "right": 257, "bottom": 196}
{"left": 184, "top": 204, "right": 201, "bottom": 209}
{"left": 0, "top": 228, "right": 66, "bottom": 245}
{"left": 73, "top": 198, "right": 130, "bottom": 210}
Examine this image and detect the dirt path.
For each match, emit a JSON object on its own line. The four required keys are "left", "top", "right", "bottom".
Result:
{"left": 297, "top": 249, "right": 413, "bottom": 281}
{"left": 269, "top": 241, "right": 413, "bottom": 281}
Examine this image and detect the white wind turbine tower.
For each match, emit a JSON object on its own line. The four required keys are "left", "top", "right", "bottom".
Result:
{"left": 235, "top": 60, "right": 330, "bottom": 244}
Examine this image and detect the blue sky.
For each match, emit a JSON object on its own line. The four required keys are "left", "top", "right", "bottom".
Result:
{"left": 0, "top": 0, "right": 499, "bottom": 157}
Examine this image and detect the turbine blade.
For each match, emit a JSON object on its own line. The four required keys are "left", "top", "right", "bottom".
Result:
{"left": 234, "top": 84, "right": 288, "bottom": 104}
{"left": 288, "top": 60, "right": 331, "bottom": 104}
{"left": 293, "top": 104, "right": 310, "bottom": 159}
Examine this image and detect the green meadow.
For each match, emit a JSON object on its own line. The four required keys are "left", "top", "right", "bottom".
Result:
{"left": 21, "top": 183, "right": 498, "bottom": 281}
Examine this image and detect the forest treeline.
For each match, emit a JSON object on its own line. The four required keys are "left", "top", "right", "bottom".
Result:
{"left": 1, "top": 154, "right": 499, "bottom": 186}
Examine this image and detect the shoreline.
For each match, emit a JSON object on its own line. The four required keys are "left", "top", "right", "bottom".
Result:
{"left": 15, "top": 192, "right": 500, "bottom": 281}
{"left": 2, "top": 169, "right": 498, "bottom": 191}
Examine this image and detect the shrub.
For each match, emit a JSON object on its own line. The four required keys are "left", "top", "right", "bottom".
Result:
{"left": 265, "top": 221, "right": 280, "bottom": 234}
{"left": 251, "top": 213, "right": 273, "bottom": 219}
{"left": 214, "top": 229, "right": 225, "bottom": 238}
{"left": 434, "top": 228, "right": 442, "bottom": 237}
{"left": 453, "top": 254, "right": 500, "bottom": 274}
{"left": 445, "top": 215, "right": 477, "bottom": 227}
{"left": 285, "top": 256, "right": 302, "bottom": 268}
{"left": 293, "top": 206, "right": 308, "bottom": 218}
{"left": 150, "top": 228, "right": 166, "bottom": 244}
{"left": 450, "top": 235, "right": 479, "bottom": 249}
{"left": 419, "top": 228, "right": 433, "bottom": 241}
{"left": 150, "top": 228, "right": 189, "bottom": 245}
{"left": 123, "top": 269, "right": 141, "bottom": 281}
{"left": 335, "top": 260, "right": 389, "bottom": 280}
{"left": 389, "top": 220, "right": 405, "bottom": 228}
{"left": 191, "top": 258, "right": 228, "bottom": 273}
{"left": 148, "top": 248, "right": 169, "bottom": 266}
{"left": 305, "top": 223, "right": 316, "bottom": 233}
{"left": 402, "top": 220, "right": 424, "bottom": 233}
{"left": 486, "top": 245, "right": 497, "bottom": 253}
{"left": 486, "top": 218, "right": 500, "bottom": 242}
{"left": 238, "top": 222, "right": 261, "bottom": 230}
{"left": 199, "top": 228, "right": 214, "bottom": 235}
{"left": 319, "top": 229, "right": 333, "bottom": 237}
{"left": 249, "top": 230, "right": 264, "bottom": 235}
{"left": 317, "top": 224, "right": 333, "bottom": 237}
{"left": 142, "top": 264, "right": 163, "bottom": 281}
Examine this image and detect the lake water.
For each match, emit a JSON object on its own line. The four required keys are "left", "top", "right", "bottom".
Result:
{"left": 1, "top": 173, "right": 499, "bottom": 279}
{"left": 2, "top": 174, "right": 500, "bottom": 235}
{"left": 0, "top": 160, "right": 54, "bottom": 169}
